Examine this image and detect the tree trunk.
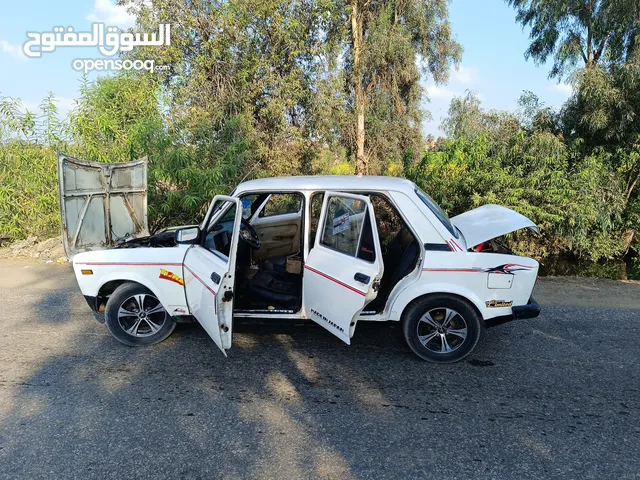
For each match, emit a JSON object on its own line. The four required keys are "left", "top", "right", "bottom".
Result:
{"left": 351, "top": 0, "right": 366, "bottom": 175}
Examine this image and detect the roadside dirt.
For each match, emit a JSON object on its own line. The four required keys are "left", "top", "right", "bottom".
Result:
{"left": 0, "top": 236, "right": 67, "bottom": 263}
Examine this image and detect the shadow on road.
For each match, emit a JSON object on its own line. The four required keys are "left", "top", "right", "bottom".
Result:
{"left": 1, "top": 278, "right": 639, "bottom": 479}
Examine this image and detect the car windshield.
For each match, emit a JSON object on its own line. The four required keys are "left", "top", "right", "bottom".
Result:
{"left": 414, "top": 188, "right": 459, "bottom": 238}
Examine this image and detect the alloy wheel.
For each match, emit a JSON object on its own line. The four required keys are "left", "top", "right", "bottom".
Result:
{"left": 117, "top": 293, "right": 167, "bottom": 338}
{"left": 416, "top": 307, "right": 468, "bottom": 354}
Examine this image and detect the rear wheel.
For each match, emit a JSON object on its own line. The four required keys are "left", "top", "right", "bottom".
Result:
{"left": 402, "top": 294, "right": 482, "bottom": 363}
{"left": 104, "top": 282, "right": 176, "bottom": 346}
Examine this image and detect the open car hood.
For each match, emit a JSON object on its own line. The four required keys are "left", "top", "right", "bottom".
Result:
{"left": 451, "top": 204, "right": 539, "bottom": 249}
{"left": 58, "top": 152, "right": 149, "bottom": 258}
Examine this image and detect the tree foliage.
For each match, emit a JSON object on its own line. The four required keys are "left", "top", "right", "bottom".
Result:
{"left": 411, "top": 95, "right": 629, "bottom": 260}
{"left": 342, "top": 0, "right": 461, "bottom": 173}
{"left": 0, "top": 0, "right": 638, "bottom": 265}
{"left": 124, "top": 0, "right": 461, "bottom": 176}
{"left": 506, "top": 0, "right": 640, "bottom": 78}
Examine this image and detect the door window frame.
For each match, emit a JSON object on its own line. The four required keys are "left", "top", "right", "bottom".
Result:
{"left": 200, "top": 199, "right": 241, "bottom": 262}
{"left": 227, "top": 189, "right": 307, "bottom": 262}
{"left": 317, "top": 194, "right": 376, "bottom": 263}
{"left": 256, "top": 193, "right": 303, "bottom": 219}
{"left": 308, "top": 190, "right": 420, "bottom": 259}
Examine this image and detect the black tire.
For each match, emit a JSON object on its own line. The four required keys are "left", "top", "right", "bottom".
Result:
{"left": 104, "top": 282, "right": 176, "bottom": 347}
{"left": 402, "top": 294, "right": 482, "bottom": 363}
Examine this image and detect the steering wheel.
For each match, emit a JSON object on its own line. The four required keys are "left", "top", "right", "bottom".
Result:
{"left": 239, "top": 218, "right": 261, "bottom": 249}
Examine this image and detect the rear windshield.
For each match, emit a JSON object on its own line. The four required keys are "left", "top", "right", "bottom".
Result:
{"left": 415, "top": 188, "right": 459, "bottom": 238}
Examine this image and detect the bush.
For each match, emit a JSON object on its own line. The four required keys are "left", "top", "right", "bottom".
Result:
{"left": 407, "top": 133, "right": 628, "bottom": 260}
{"left": 0, "top": 143, "right": 59, "bottom": 239}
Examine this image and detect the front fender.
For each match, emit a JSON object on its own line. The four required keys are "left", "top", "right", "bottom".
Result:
{"left": 72, "top": 262, "right": 188, "bottom": 314}
{"left": 97, "top": 271, "right": 165, "bottom": 300}
{"left": 73, "top": 264, "right": 166, "bottom": 300}
{"left": 72, "top": 247, "right": 190, "bottom": 314}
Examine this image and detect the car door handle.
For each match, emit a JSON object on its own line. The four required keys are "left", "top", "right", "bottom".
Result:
{"left": 272, "top": 234, "right": 295, "bottom": 240}
{"left": 210, "top": 272, "right": 221, "bottom": 284}
{"left": 354, "top": 272, "right": 370, "bottom": 284}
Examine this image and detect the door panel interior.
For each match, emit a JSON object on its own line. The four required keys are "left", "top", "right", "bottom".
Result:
{"left": 252, "top": 212, "right": 301, "bottom": 260}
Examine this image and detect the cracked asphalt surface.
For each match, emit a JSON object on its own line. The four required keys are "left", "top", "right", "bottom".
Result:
{"left": 0, "top": 261, "right": 639, "bottom": 479}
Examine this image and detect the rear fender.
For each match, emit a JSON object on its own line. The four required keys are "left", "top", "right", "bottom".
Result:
{"left": 389, "top": 282, "right": 486, "bottom": 322}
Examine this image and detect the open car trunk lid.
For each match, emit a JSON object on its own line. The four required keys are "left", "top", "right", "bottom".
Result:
{"left": 58, "top": 152, "right": 149, "bottom": 258}
{"left": 451, "top": 204, "right": 539, "bottom": 249}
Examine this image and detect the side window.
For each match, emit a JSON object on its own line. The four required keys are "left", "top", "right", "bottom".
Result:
{"left": 320, "top": 195, "right": 375, "bottom": 261}
{"left": 240, "top": 194, "right": 262, "bottom": 219}
{"left": 259, "top": 193, "right": 301, "bottom": 217}
{"left": 203, "top": 200, "right": 238, "bottom": 260}
{"left": 370, "top": 194, "right": 405, "bottom": 253}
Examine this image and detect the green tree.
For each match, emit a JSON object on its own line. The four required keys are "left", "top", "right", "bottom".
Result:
{"left": 506, "top": 0, "right": 640, "bottom": 78}
{"left": 69, "top": 74, "right": 163, "bottom": 162}
{"left": 344, "top": 0, "right": 461, "bottom": 173}
{"left": 440, "top": 91, "right": 520, "bottom": 142}
{"left": 561, "top": 64, "right": 640, "bottom": 240}
{"left": 126, "top": 0, "right": 461, "bottom": 176}
{"left": 125, "top": 0, "right": 342, "bottom": 177}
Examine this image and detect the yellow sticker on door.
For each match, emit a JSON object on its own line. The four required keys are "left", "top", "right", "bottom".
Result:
{"left": 159, "top": 268, "right": 184, "bottom": 286}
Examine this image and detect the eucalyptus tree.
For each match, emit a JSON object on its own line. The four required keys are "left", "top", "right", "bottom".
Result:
{"left": 506, "top": 0, "right": 640, "bottom": 78}
{"left": 124, "top": 0, "right": 342, "bottom": 177}
{"left": 343, "top": 0, "right": 461, "bottom": 173}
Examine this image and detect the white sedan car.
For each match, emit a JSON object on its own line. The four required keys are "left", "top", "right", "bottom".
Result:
{"left": 61, "top": 156, "right": 540, "bottom": 363}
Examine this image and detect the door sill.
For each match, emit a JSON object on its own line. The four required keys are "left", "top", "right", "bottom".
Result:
{"left": 234, "top": 310, "right": 306, "bottom": 319}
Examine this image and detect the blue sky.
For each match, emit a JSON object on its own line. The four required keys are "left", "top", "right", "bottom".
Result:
{"left": 0, "top": 0, "right": 572, "bottom": 136}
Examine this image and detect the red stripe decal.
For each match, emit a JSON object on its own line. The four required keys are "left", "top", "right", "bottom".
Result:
{"left": 504, "top": 263, "right": 536, "bottom": 269}
{"left": 444, "top": 240, "right": 455, "bottom": 252}
{"left": 304, "top": 265, "right": 367, "bottom": 296}
{"left": 184, "top": 265, "right": 217, "bottom": 297}
{"left": 450, "top": 239, "right": 463, "bottom": 252}
{"left": 76, "top": 262, "right": 183, "bottom": 266}
{"left": 422, "top": 268, "right": 482, "bottom": 273}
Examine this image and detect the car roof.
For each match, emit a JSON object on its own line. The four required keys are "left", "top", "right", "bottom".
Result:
{"left": 236, "top": 175, "right": 418, "bottom": 194}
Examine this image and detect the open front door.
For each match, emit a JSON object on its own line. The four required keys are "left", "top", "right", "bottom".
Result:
{"left": 303, "top": 192, "right": 383, "bottom": 344}
{"left": 183, "top": 196, "right": 242, "bottom": 355}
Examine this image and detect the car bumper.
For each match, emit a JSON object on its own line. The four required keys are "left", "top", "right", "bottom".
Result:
{"left": 485, "top": 297, "right": 541, "bottom": 328}
{"left": 84, "top": 295, "right": 99, "bottom": 312}
{"left": 83, "top": 295, "right": 106, "bottom": 324}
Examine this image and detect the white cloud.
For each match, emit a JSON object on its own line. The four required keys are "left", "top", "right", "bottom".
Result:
{"left": 451, "top": 65, "right": 478, "bottom": 85}
{"left": 86, "top": 0, "right": 136, "bottom": 27}
{"left": 0, "top": 40, "right": 25, "bottom": 60}
{"left": 20, "top": 100, "right": 40, "bottom": 113}
{"left": 546, "top": 83, "right": 572, "bottom": 95}
{"left": 20, "top": 96, "right": 76, "bottom": 118}
{"left": 56, "top": 97, "right": 77, "bottom": 117}
{"left": 425, "top": 85, "right": 456, "bottom": 100}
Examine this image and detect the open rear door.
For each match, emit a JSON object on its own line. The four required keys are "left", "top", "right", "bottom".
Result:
{"left": 303, "top": 192, "right": 383, "bottom": 344}
{"left": 183, "top": 196, "right": 242, "bottom": 355}
{"left": 57, "top": 152, "right": 148, "bottom": 258}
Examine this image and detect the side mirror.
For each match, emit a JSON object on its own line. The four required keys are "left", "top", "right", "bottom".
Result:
{"left": 175, "top": 226, "right": 200, "bottom": 244}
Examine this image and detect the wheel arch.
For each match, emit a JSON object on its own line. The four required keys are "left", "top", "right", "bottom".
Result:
{"left": 399, "top": 291, "right": 483, "bottom": 325}
{"left": 96, "top": 274, "right": 164, "bottom": 313}
{"left": 390, "top": 283, "right": 486, "bottom": 323}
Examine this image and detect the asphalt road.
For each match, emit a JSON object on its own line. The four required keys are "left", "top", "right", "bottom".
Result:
{"left": 0, "top": 261, "right": 639, "bottom": 479}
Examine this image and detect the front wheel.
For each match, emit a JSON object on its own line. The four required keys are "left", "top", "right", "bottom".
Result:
{"left": 104, "top": 283, "right": 176, "bottom": 346}
{"left": 402, "top": 294, "right": 482, "bottom": 363}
